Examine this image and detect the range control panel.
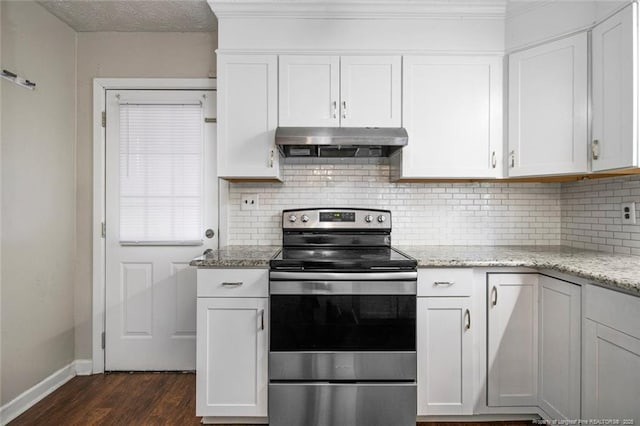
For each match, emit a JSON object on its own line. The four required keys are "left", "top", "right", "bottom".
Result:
{"left": 282, "top": 208, "right": 391, "bottom": 230}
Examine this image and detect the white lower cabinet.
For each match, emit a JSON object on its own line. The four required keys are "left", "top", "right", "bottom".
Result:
{"left": 487, "top": 273, "right": 539, "bottom": 407}
{"left": 538, "top": 276, "right": 581, "bottom": 419}
{"left": 583, "top": 285, "right": 640, "bottom": 420}
{"left": 417, "top": 268, "right": 474, "bottom": 415}
{"left": 417, "top": 297, "right": 473, "bottom": 415}
{"left": 196, "top": 269, "right": 268, "bottom": 419}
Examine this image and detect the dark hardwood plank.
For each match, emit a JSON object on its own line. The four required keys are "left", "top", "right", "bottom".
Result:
{"left": 10, "top": 373, "right": 533, "bottom": 425}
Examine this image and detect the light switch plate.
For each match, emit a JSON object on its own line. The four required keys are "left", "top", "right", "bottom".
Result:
{"left": 241, "top": 193, "right": 259, "bottom": 211}
{"left": 621, "top": 202, "right": 636, "bottom": 224}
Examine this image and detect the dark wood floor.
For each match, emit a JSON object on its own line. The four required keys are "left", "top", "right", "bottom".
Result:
{"left": 10, "top": 372, "right": 533, "bottom": 425}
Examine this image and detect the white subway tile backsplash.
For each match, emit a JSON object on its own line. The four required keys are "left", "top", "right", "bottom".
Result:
{"left": 561, "top": 174, "right": 640, "bottom": 254}
{"left": 226, "top": 160, "right": 561, "bottom": 246}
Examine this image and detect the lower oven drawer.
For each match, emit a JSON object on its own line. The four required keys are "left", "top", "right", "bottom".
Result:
{"left": 269, "top": 382, "right": 416, "bottom": 426}
{"left": 270, "top": 351, "right": 416, "bottom": 381}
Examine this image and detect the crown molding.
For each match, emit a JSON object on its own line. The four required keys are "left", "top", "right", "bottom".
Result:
{"left": 208, "top": 0, "right": 508, "bottom": 20}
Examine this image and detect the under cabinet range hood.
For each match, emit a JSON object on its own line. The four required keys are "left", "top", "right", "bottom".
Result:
{"left": 275, "top": 127, "right": 408, "bottom": 158}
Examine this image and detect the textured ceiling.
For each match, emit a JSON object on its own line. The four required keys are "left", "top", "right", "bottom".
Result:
{"left": 38, "top": 0, "right": 217, "bottom": 32}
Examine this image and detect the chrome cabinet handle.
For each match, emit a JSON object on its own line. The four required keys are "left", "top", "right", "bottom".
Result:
{"left": 491, "top": 286, "right": 498, "bottom": 306}
{"left": 592, "top": 140, "right": 600, "bottom": 160}
{"left": 259, "top": 309, "right": 265, "bottom": 330}
{"left": 464, "top": 309, "right": 471, "bottom": 330}
{"left": 342, "top": 101, "right": 347, "bottom": 119}
{"left": 510, "top": 150, "right": 515, "bottom": 168}
{"left": 434, "top": 281, "right": 454, "bottom": 286}
{"left": 222, "top": 282, "right": 243, "bottom": 286}
{"left": 491, "top": 151, "right": 497, "bottom": 169}
{"left": 332, "top": 101, "right": 337, "bottom": 119}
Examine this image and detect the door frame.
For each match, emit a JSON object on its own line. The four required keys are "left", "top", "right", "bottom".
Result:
{"left": 92, "top": 78, "right": 216, "bottom": 373}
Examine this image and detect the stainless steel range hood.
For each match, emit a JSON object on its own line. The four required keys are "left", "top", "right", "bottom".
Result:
{"left": 275, "top": 127, "right": 408, "bottom": 158}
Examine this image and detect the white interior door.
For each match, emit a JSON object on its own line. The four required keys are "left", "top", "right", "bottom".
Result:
{"left": 105, "top": 89, "right": 217, "bottom": 370}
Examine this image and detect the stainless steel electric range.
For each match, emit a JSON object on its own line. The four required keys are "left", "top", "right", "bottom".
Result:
{"left": 269, "top": 208, "right": 417, "bottom": 426}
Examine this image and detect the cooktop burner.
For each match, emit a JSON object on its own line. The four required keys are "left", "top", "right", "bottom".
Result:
{"left": 270, "top": 247, "right": 416, "bottom": 271}
{"left": 271, "top": 208, "right": 417, "bottom": 271}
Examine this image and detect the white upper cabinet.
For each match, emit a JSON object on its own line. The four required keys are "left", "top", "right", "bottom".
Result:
{"left": 340, "top": 56, "right": 401, "bottom": 127}
{"left": 217, "top": 54, "right": 282, "bottom": 181}
{"left": 395, "top": 55, "right": 503, "bottom": 179}
{"left": 507, "top": 32, "right": 588, "bottom": 177}
{"left": 278, "top": 55, "right": 401, "bottom": 128}
{"left": 279, "top": 55, "right": 340, "bottom": 127}
{"left": 592, "top": 3, "right": 637, "bottom": 172}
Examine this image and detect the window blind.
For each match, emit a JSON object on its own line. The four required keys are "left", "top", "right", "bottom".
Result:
{"left": 119, "top": 103, "right": 203, "bottom": 244}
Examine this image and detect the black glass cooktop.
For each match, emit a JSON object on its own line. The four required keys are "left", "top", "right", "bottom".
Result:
{"left": 270, "top": 247, "right": 417, "bottom": 271}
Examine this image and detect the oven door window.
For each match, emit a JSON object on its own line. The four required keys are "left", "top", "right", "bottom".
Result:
{"left": 270, "top": 295, "right": 416, "bottom": 351}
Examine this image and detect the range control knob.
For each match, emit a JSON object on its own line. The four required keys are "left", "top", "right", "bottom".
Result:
{"left": 364, "top": 215, "right": 374, "bottom": 223}
{"left": 288, "top": 215, "right": 297, "bottom": 223}
{"left": 301, "top": 214, "right": 310, "bottom": 223}
{"left": 377, "top": 215, "right": 386, "bottom": 223}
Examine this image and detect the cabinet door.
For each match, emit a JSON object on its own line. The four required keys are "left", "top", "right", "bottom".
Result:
{"left": 196, "top": 297, "right": 268, "bottom": 417}
{"left": 400, "top": 55, "right": 502, "bottom": 179}
{"left": 592, "top": 4, "right": 638, "bottom": 172}
{"left": 508, "top": 33, "right": 588, "bottom": 177}
{"left": 279, "top": 55, "right": 340, "bottom": 127}
{"left": 487, "top": 273, "right": 538, "bottom": 407}
{"left": 417, "top": 297, "right": 473, "bottom": 415}
{"left": 340, "top": 56, "right": 401, "bottom": 127}
{"left": 217, "top": 54, "right": 281, "bottom": 180}
{"left": 583, "top": 319, "right": 640, "bottom": 420}
{"left": 538, "top": 276, "right": 581, "bottom": 420}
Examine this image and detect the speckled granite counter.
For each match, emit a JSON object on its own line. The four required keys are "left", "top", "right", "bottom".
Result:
{"left": 189, "top": 245, "right": 280, "bottom": 268}
{"left": 189, "top": 245, "right": 640, "bottom": 296}
{"left": 397, "top": 245, "right": 640, "bottom": 296}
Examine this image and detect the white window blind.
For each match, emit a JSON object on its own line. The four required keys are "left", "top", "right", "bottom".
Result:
{"left": 119, "top": 103, "right": 203, "bottom": 244}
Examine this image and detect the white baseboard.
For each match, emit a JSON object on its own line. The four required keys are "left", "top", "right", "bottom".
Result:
{"left": 0, "top": 360, "right": 85, "bottom": 425}
{"left": 201, "top": 417, "right": 268, "bottom": 424}
{"left": 74, "top": 359, "right": 93, "bottom": 376}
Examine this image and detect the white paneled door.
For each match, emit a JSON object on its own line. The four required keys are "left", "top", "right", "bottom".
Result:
{"left": 105, "top": 90, "right": 217, "bottom": 370}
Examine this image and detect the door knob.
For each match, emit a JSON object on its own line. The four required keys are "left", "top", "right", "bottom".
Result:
{"left": 203, "top": 248, "right": 213, "bottom": 256}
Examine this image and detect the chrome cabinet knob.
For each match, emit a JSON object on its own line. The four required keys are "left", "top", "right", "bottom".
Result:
{"left": 288, "top": 215, "right": 297, "bottom": 223}
{"left": 365, "top": 215, "right": 374, "bottom": 223}
{"left": 377, "top": 215, "right": 386, "bottom": 223}
{"left": 301, "top": 214, "right": 309, "bottom": 223}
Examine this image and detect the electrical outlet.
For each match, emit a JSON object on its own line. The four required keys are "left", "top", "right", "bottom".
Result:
{"left": 621, "top": 202, "right": 637, "bottom": 224}
{"left": 241, "top": 193, "right": 259, "bottom": 211}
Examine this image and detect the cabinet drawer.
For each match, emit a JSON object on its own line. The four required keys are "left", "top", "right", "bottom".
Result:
{"left": 418, "top": 268, "right": 473, "bottom": 297}
{"left": 585, "top": 284, "right": 640, "bottom": 338}
{"left": 197, "top": 268, "right": 268, "bottom": 298}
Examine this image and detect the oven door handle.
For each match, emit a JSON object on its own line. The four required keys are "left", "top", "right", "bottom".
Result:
{"left": 269, "top": 280, "right": 416, "bottom": 295}
{"left": 269, "top": 271, "right": 417, "bottom": 281}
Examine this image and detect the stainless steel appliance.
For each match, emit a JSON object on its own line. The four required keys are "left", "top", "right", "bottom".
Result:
{"left": 269, "top": 208, "right": 417, "bottom": 426}
{"left": 275, "top": 127, "right": 408, "bottom": 157}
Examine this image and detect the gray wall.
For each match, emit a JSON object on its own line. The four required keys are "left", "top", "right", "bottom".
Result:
{"left": 74, "top": 31, "right": 217, "bottom": 360}
{"left": 1, "top": 1, "right": 77, "bottom": 405}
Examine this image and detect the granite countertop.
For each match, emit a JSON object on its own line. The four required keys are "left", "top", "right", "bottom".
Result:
{"left": 396, "top": 245, "right": 640, "bottom": 296}
{"left": 189, "top": 244, "right": 640, "bottom": 296}
{"left": 189, "top": 245, "right": 280, "bottom": 268}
